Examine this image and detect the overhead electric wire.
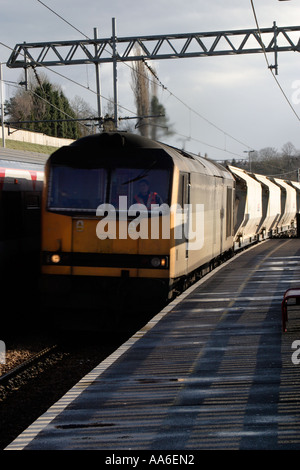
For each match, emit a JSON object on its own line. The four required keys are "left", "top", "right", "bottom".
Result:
{"left": 37, "top": 0, "right": 90, "bottom": 40}
{"left": 1, "top": 42, "right": 94, "bottom": 130}
{"left": 0, "top": 40, "right": 137, "bottom": 119}
{"left": 35, "top": 0, "right": 138, "bottom": 119}
{"left": 1, "top": 58, "right": 91, "bottom": 131}
{"left": 7, "top": 1, "right": 294, "bottom": 162}
{"left": 176, "top": 132, "right": 245, "bottom": 159}
{"left": 250, "top": 0, "right": 300, "bottom": 123}
{"left": 3, "top": 80, "right": 94, "bottom": 133}
{"left": 266, "top": 169, "right": 299, "bottom": 178}
{"left": 34, "top": 0, "right": 254, "bottom": 157}
{"left": 1, "top": 46, "right": 92, "bottom": 131}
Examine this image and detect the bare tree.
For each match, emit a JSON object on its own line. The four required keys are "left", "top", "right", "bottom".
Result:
{"left": 71, "top": 95, "right": 96, "bottom": 136}
{"left": 281, "top": 142, "right": 296, "bottom": 158}
{"left": 131, "top": 48, "right": 150, "bottom": 138}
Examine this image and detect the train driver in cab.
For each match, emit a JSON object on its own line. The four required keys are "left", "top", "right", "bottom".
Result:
{"left": 134, "top": 179, "right": 163, "bottom": 210}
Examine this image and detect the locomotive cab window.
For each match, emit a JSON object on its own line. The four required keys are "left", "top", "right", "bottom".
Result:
{"left": 47, "top": 148, "right": 173, "bottom": 215}
{"left": 110, "top": 168, "right": 170, "bottom": 211}
{"left": 48, "top": 166, "right": 107, "bottom": 212}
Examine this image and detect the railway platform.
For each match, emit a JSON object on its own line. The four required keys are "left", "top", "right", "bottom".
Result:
{"left": 6, "top": 238, "right": 300, "bottom": 450}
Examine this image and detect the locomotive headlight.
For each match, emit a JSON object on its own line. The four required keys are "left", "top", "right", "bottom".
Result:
{"left": 51, "top": 254, "right": 61, "bottom": 264}
{"left": 150, "top": 257, "right": 168, "bottom": 268}
{"left": 150, "top": 257, "right": 161, "bottom": 268}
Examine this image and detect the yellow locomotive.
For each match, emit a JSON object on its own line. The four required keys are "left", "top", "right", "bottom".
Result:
{"left": 40, "top": 132, "right": 235, "bottom": 318}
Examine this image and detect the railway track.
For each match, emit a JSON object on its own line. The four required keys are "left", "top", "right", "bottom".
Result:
{"left": 0, "top": 345, "right": 59, "bottom": 387}
{"left": 0, "top": 325, "right": 146, "bottom": 450}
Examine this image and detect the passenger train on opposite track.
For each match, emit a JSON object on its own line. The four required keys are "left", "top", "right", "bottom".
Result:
{"left": 0, "top": 160, "right": 43, "bottom": 327}
{"left": 38, "top": 131, "right": 300, "bottom": 323}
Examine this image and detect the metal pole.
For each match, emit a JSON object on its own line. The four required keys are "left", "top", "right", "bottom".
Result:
{"left": 273, "top": 21, "right": 279, "bottom": 75}
{"left": 0, "top": 63, "right": 5, "bottom": 148}
{"left": 24, "top": 42, "right": 28, "bottom": 91}
{"left": 249, "top": 150, "right": 255, "bottom": 172}
{"left": 244, "top": 150, "right": 254, "bottom": 172}
{"left": 112, "top": 18, "right": 118, "bottom": 128}
{"left": 94, "top": 28, "right": 102, "bottom": 130}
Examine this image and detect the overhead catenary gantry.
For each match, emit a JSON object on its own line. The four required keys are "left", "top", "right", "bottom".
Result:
{"left": 6, "top": 19, "right": 300, "bottom": 126}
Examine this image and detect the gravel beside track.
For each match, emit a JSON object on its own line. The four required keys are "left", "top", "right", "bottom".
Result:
{"left": 0, "top": 330, "right": 133, "bottom": 450}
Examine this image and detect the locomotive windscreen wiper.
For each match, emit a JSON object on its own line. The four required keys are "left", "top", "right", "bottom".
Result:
{"left": 121, "top": 161, "right": 157, "bottom": 185}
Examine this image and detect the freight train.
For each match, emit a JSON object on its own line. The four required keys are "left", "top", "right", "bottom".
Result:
{"left": 38, "top": 132, "right": 299, "bottom": 322}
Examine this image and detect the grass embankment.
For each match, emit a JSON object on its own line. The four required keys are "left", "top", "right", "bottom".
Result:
{"left": 0, "top": 139, "right": 59, "bottom": 155}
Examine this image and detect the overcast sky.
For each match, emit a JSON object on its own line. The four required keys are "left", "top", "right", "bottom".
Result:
{"left": 1, "top": 0, "right": 300, "bottom": 161}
